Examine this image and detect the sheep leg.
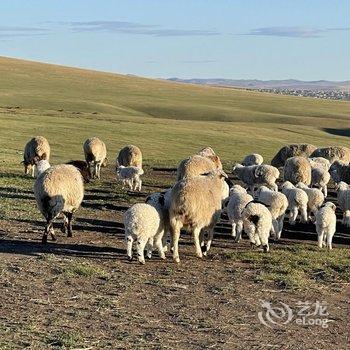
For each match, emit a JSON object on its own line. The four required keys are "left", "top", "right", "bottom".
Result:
{"left": 126, "top": 235, "right": 134, "bottom": 261}
{"left": 146, "top": 237, "right": 154, "bottom": 259}
{"left": 317, "top": 230, "right": 324, "bottom": 248}
{"left": 323, "top": 186, "right": 328, "bottom": 198}
{"left": 137, "top": 237, "right": 147, "bottom": 264}
{"left": 260, "top": 232, "right": 269, "bottom": 252}
{"left": 43, "top": 220, "right": 56, "bottom": 243}
{"left": 235, "top": 221, "right": 243, "bottom": 243}
{"left": 61, "top": 214, "right": 69, "bottom": 234}
{"left": 272, "top": 219, "right": 279, "bottom": 239}
{"left": 326, "top": 231, "right": 333, "bottom": 250}
{"left": 192, "top": 227, "right": 203, "bottom": 258}
{"left": 230, "top": 221, "right": 236, "bottom": 238}
{"left": 203, "top": 228, "right": 214, "bottom": 256}
{"left": 276, "top": 214, "right": 285, "bottom": 240}
{"left": 300, "top": 206, "right": 308, "bottom": 223}
{"left": 199, "top": 230, "right": 205, "bottom": 247}
{"left": 171, "top": 226, "right": 181, "bottom": 263}
{"left": 289, "top": 207, "right": 298, "bottom": 225}
{"left": 65, "top": 212, "right": 74, "bottom": 237}
{"left": 154, "top": 234, "right": 166, "bottom": 260}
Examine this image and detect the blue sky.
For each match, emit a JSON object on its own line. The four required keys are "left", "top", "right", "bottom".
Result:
{"left": 0, "top": 0, "right": 349, "bottom": 80}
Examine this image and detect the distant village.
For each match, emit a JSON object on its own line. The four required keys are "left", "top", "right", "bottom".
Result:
{"left": 254, "top": 88, "right": 350, "bottom": 100}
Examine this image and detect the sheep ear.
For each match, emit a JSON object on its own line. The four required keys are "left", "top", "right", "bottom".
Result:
{"left": 219, "top": 170, "right": 228, "bottom": 179}
{"left": 145, "top": 196, "right": 151, "bottom": 203}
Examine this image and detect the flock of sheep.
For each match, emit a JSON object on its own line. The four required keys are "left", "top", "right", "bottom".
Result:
{"left": 22, "top": 136, "right": 350, "bottom": 264}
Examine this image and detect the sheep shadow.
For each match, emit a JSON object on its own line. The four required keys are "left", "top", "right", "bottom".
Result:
{"left": 0, "top": 238, "right": 124, "bottom": 259}
{"left": 322, "top": 128, "right": 350, "bottom": 137}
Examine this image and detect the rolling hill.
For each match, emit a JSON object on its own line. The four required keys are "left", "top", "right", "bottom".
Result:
{"left": 0, "top": 56, "right": 349, "bottom": 168}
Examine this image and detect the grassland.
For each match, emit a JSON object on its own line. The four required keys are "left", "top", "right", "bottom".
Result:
{"left": 0, "top": 56, "right": 349, "bottom": 170}
{"left": 0, "top": 57, "right": 349, "bottom": 349}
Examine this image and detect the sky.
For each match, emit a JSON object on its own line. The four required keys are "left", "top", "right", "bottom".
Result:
{"left": 0, "top": 0, "right": 349, "bottom": 80}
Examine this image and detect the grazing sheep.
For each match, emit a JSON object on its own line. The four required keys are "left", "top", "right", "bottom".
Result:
{"left": 296, "top": 182, "right": 325, "bottom": 221}
{"left": 255, "top": 186, "right": 288, "bottom": 240}
{"left": 315, "top": 202, "right": 337, "bottom": 250}
{"left": 281, "top": 181, "right": 308, "bottom": 224}
{"left": 329, "top": 161, "right": 350, "bottom": 184}
{"left": 177, "top": 155, "right": 218, "bottom": 181}
{"left": 117, "top": 145, "right": 142, "bottom": 169}
{"left": 66, "top": 160, "right": 91, "bottom": 183}
{"left": 311, "top": 167, "right": 330, "bottom": 197}
{"left": 124, "top": 201, "right": 165, "bottom": 264}
{"left": 116, "top": 165, "right": 144, "bottom": 191}
{"left": 83, "top": 137, "right": 107, "bottom": 179}
{"left": 310, "top": 146, "right": 350, "bottom": 164}
{"left": 241, "top": 201, "right": 272, "bottom": 252}
{"left": 226, "top": 185, "right": 253, "bottom": 242}
{"left": 308, "top": 157, "right": 331, "bottom": 171}
{"left": 283, "top": 156, "right": 312, "bottom": 185}
{"left": 242, "top": 153, "right": 264, "bottom": 166}
{"left": 271, "top": 144, "right": 317, "bottom": 168}
{"left": 232, "top": 163, "right": 279, "bottom": 193}
{"left": 35, "top": 159, "right": 51, "bottom": 177}
{"left": 23, "top": 136, "right": 51, "bottom": 177}
{"left": 336, "top": 182, "right": 350, "bottom": 227}
{"left": 34, "top": 164, "right": 84, "bottom": 243}
{"left": 169, "top": 170, "right": 227, "bottom": 263}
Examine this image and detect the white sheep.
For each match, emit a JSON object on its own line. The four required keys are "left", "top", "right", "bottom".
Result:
{"left": 315, "top": 202, "right": 337, "bottom": 250}
{"left": 283, "top": 156, "right": 312, "bottom": 185}
{"left": 34, "top": 164, "right": 84, "bottom": 243}
{"left": 124, "top": 202, "right": 165, "bottom": 264}
{"left": 83, "top": 137, "right": 107, "bottom": 179}
{"left": 241, "top": 201, "right": 272, "bottom": 252}
{"left": 281, "top": 181, "right": 308, "bottom": 224}
{"left": 308, "top": 157, "right": 330, "bottom": 171}
{"left": 226, "top": 185, "right": 253, "bottom": 242}
{"left": 255, "top": 186, "right": 288, "bottom": 240}
{"left": 232, "top": 163, "right": 279, "bottom": 193}
{"left": 311, "top": 167, "right": 330, "bottom": 198}
{"left": 116, "top": 165, "right": 144, "bottom": 191}
{"left": 117, "top": 145, "right": 143, "bottom": 169}
{"left": 23, "top": 136, "right": 50, "bottom": 177}
{"left": 34, "top": 159, "right": 51, "bottom": 177}
{"left": 296, "top": 182, "right": 325, "bottom": 222}
{"left": 169, "top": 170, "right": 227, "bottom": 263}
{"left": 336, "top": 182, "right": 350, "bottom": 227}
{"left": 242, "top": 153, "right": 264, "bottom": 166}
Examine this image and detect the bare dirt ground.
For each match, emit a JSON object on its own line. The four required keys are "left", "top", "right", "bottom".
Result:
{"left": 0, "top": 167, "right": 349, "bottom": 349}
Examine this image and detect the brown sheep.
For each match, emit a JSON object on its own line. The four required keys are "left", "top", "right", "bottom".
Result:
{"left": 271, "top": 144, "right": 317, "bottom": 168}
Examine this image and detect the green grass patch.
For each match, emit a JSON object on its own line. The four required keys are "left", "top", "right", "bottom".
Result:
{"left": 59, "top": 261, "right": 110, "bottom": 279}
{"left": 229, "top": 244, "right": 350, "bottom": 289}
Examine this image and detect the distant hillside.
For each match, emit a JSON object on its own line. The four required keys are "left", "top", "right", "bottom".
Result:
{"left": 0, "top": 56, "right": 349, "bottom": 167}
{"left": 167, "top": 78, "right": 350, "bottom": 91}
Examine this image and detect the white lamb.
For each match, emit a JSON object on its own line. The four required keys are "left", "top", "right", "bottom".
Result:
{"left": 255, "top": 186, "right": 288, "bottom": 240}
{"left": 124, "top": 198, "right": 166, "bottom": 264}
{"left": 336, "top": 182, "right": 350, "bottom": 227}
{"left": 311, "top": 167, "right": 330, "bottom": 198}
{"left": 281, "top": 181, "right": 308, "bottom": 224}
{"left": 296, "top": 182, "right": 325, "bottom": 222}
{"left": 316, "top": 202, "right": 337, "bottom": 250}
{"left": 116, "top": 165, "right": 144, "bottom": 191}
{"left": 226, "top": 185, "right": 253, "bottom": 242}
{"left": 241, "top": 201, "right": 272, "bottom": 252}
